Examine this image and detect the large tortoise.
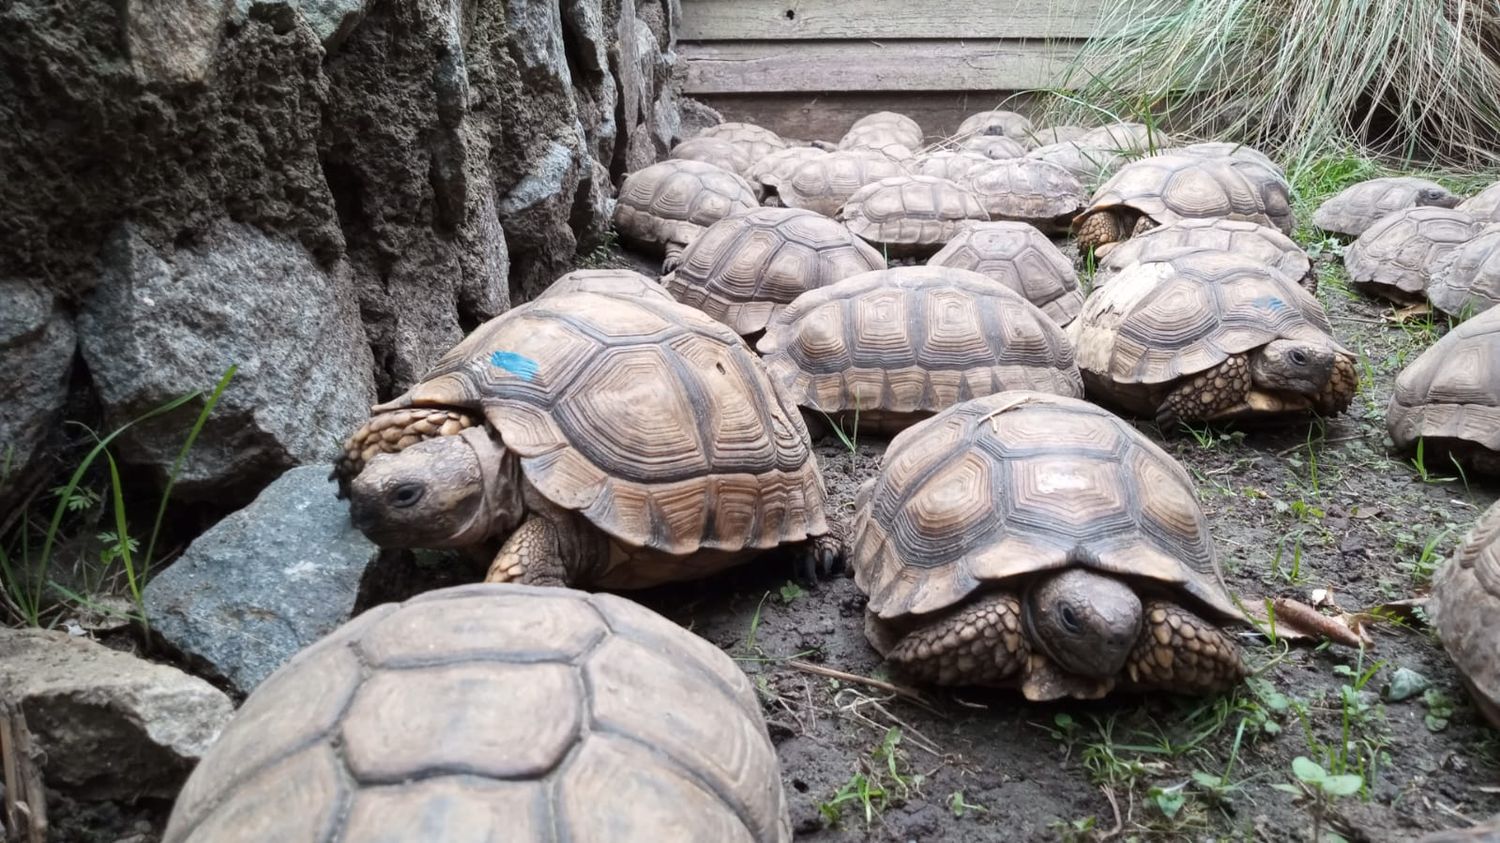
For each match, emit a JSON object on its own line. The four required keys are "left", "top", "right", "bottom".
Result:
{"left": 958, "top": 134, "right": 1027, "bottom": 161}
{"left": 1073, "top": 154, "right": 1295, "bottom": 253}
{"left": 746, "top": 146, "right": 828, "bottom": 203}
{"left": 779, "top": 149, "right": 910, "bottom": 218}
{"left": 1429, "top": 501, "right": 1500, "bottom": 730}
{"left": 956, "top": 110, "right": 1033, "bottom": 144}
{"left": 1093, "top": 217, "right": 1315, "bottom": 291}
{"left": 670, "top": 137, "right": 752, "bottom": 177}
{"left": 1343, "top": 206, "right": 1483, "bottom": 303}
{"left": 911, "top": 150, "right": 998, "bottom": 186}
{"left": 1387, "top": 306, "right": 1500, "bottom": 475}
{"left": 661, "top": 207, "right": 886, "bottom": 338}
{"left": 837, "top": 175, "right": 990, "bottom": 257}
{"left": 965, "top": 158, "right": 1086, "bottom": 233}
{"left": 1070, "top": 249, "right": 1357, "bottom": 426}
{"left": 1076, "top": 122, "right": 1161, "bottom": 152}
{"left": 1024, "top": 125, "right": 1090, "bottom": 148}
{"left": 540, "top": 269, "right": 675, "bottom": 303}
{"left": 1312, "top": 176, "right": 1461, "bottom": 238}
{"left": 1167, "top": 142, "right": 1284, "bottom": 177}
{"left": 696, "top": 122, "right": 788, "bottom": 165}
{"left": 756, "top": 267, "right": 1082, "bottom": 435}
{"left": 1459, "top": 181, "right": 1500, "bottom": 221}
{"left": 334, "top": 290, "right": 839, "bottom": 588}
{"left": 847, "top": 111, "right": 924, "bottom": 150}
{"left": 162, "top": 584, "right": 792, "bottom": 842}
{"left": 613, "top": 160, "right": 760, "bottom": 270}
{"left": 926, "top": 221, "right": 1085, "bottom": 325}
{"left": 1025, "top": 141, "right": 1123, "bottom": 185}
{"left": 852, "top": 391, "right": 1247, "bottom": 699}
{"left": 1427, "top": 223, "right": 1500, "bottom": 318}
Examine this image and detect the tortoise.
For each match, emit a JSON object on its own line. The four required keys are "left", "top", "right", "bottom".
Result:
{"left": 161, "top": 583, "right": 792, "bottom": 843}
{"left": 1427, "top": 223, "right": 1500, "bottom": 318}
{"left": 696, "top": 121, "right": 788, "bottom": 165}
{"left": 1093, "top": 217, "right": 1316, "bottom": 292}
{"left": 613, "top": 160, "right": 760, "bottom": 271}
{"left": 956, "top": 110, "right": 1034, "bottom": 144}
{"left": 756, "top": 267, "right": 1083, "bottom": 435}
{"left": 926, "top": 221, "right": 1085, "bottom": 326}
{"left": 958, "top": 134, "right": 1027, "bottom": 160}
{"left": 1430, "top": 500, "right": 1500, "bottom": 729}
{"left": 661, "top": 207, "right": 886, "bottom": 338}
{"left": 838, "top": 135, "right": 917, "bottom": 163}
{"left": 1069, "top": 249, "right": 1357, "bottom": 426}
{"left": 911, "top": 150, "right": 999, "bottom": 186}
{"left": 1073, "top": 154, "right": 1295, "bottom": 253}
{"left": 778, "top": 149, "right": 910, "bottom": 218}
{"left": 1459, "top": 181, "right": 1500, "bottom": 221}
{"left": 851, "top": 390, "right": 1247, "bottom": 699}
{"left": 333, "top": 290, "right": 839, "bottom": 588}
{"left": 1023, "top": 125, "right": 1090, "bottom": 149}
{"left": 1387, "top": 305, "right": 1500, "bottom": 475}
{"left": 847, "top": 111, "right": 924, "bottom": 150}
{"left": 1312, "top": 177, "right": 1461, "bottom": 238}
{"left": 1025, "top": 141, "right": 1123, "bottom": 185}
{"left": 1076, "top": 122, "right": 1161, "bottom": 152}
{"left": 746, "top": 146, "right": 828, "bottom": 203}
{"left": 1343, "top": 206, "right": 1483, "bottom": 303}
{"left": 1166, "top": 142, "right": 1285, "bottom": 178}
{"left": 540, "top": 269, "right": 675, "bottom": 303}
{"left": 965, "top": 159, "right": 1087, "bottom": 234}
{"left": 670, "top": 137, "right": 752, "bottom": 177}
{"left": 836, "top": 175, "right": 990, "bottom": 257}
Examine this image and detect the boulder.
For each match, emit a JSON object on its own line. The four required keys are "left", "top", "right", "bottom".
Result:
{"left": 0, "top": 628, "right": 234, "bottom": 800}
{"left": 0, "top": 279, "right": 74, "bottom": 512}
{"left": 144, "top": 466, "right": 382, "bottom": 695}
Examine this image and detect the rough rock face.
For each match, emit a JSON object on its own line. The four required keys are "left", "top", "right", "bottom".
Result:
{"left": 0, "top": 628, "right": 235, "bottom": 800}
{"left": 0, "top": 0, "right": 681, "bottom": 504}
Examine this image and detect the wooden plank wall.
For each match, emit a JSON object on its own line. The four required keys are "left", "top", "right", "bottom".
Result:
{"left": 678, "top": 0, "right": 1110, "bottom": 142}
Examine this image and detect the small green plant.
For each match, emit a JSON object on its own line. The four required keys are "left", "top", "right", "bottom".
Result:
{"left": 777, "top": 581, "right": 806, "bottom": 603}
{"left": 1269, "top": 535, "right": 1307, "bottom": 584}
{"left": 819, "top": 772, "right": 887, "bottom": 827}
{"left": 1401, "top": 528, "right": 1450, "bottom": 584}
{"left": 1048, "top": 816, "right": 1098, "bottom": 842}
{"left": 817, "top": 727, "right": 919, "bottom": 827}
{"left": 1273, "top": 756, "right": 1363, "bottom": 842}
{"left": 1422, "top": 688, "right": 1454, "bottom": 732}
{"left": 1410, "top": 438, "right": 1456, "bottom": 484}
{"left": 947, "top": 791, "right": 988, "bottom": 817}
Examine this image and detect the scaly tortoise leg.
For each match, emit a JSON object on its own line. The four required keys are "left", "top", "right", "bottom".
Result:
{"left": 878, "top": 592, "right": 1029, "bottom": 686}
{"left": 485, "top": 516, "right": 571, "bottom": 587}
{"left": 1155, "top": 355, "right": 1252, "bottom": 429}
{"left": 1125, "top": 601, "right": 1246, "bottom": 694}
{"left": 1313, "top": 355, "right": 1358, "bottom": 415}
{"left": 661, "top": 242, "right": 688, "bottom": 274}
{"left": 332, "top": 408, "right": 479, "bottom": 495}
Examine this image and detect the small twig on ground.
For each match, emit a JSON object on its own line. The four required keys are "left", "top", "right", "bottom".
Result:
{"left": 1099, "top": 786, "right": 1124, "bottom": 841}
{"left": 832, "top": 688, "right": 944, "bottom": 757}
{"left": 787, "top": 659, "right": 933, "bottom": 706}
{"left": 1275, "top": 434, "right": 1366, "bottom": 456}
{"left": 1270, "top": 597, "right": 1369, "bottom": 649}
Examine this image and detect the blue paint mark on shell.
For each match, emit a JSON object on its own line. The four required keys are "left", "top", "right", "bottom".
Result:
{"left": 491, "top": 351, "right": 539, "bottom": 381}
{"left": 1251, "top": 295, "right": 1288, "bottom": 312}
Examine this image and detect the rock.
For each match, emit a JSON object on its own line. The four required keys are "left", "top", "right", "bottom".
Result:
{"left": 126, "top": 0, "right": 234, "bottom": 84}
{"left": 79, "top": 223, "right": 375, "bottom": 500}
{"left": 0, "top": 628, "right": 234, "bottom": 800}
{"left": 144, "top": 466, "right": 381, "bottom": 695}
{"left": 0, "top": 279, "right": 74, "bottom": 511}
{"left": 1385, "top": 666, "right": 1431, "bottom": 702}
{"left": 232, "top": 0, "right": 369, "bottom": 50}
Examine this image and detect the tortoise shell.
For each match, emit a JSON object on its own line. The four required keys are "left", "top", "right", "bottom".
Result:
{"left": 956, "top": 110, "right": 1034, "bottom": 143}
{"left": 847, "top": 111, "right": 924, "bottom": 149}
{"left": 926, "top": 221, "right": 1085, "bottom": 325}
{"left": 696, "top": 122, "right": 788, "bottom": 165}
{"left": 162, "top": 583, "right": 791, "bottom": 843}
{"left": 966, "top": 159, "right": 1086, "bottom": 232}
{"left": 1167, "top": 142, "right": 1285, "bottom": 178}
{"left": 746, "top": 147, "right": 829, "bottom": 198}
{"left": 670, "top": 137, "right": 752, "bottom": 177}
{"left": 540, "top": 269, "right": 675, "bottom": 303}
{"left": 1094, "top": 218, "right": 1315, "bottom": 291}
{"left": 839, "top": 123, "right": 917, "bottom": 155}
{"left": 1024, "top": 125, "right": 1090, "bottom": 148}
{"left": 1428, "top": 223, "right": 1500, "bottom": 318}
{"left": 779, "top": 150, "right": 910, "bottom": 218}
{"left": 756, "top": 267, "right": 1083, "bottom": 431}
{"left": 837, "top": 175, "right": 990, "bottom": 256}
{"left": 1312, "top": 177, "right": 1461, "bottom": 238}
{"left": 1387, "top": 306, "right": 1500, "bottom": 469}
{"left": 911, "top": 151, "right": 997, "bottom": 186}
{"left": 1077, "top": 154, "right": 1295, "bottom": 237}
{"left": 1076, "top": 122, "right": 1162, "bottom": 152}
{"left": 1343, "top": 206, "right": 1484, "bottom": 300}
{"left": 1025, "top": 142, "right": 1123, "bottom": 185}
{"left": 613, "top": 160, "right": 760, "bottom": 256}
{"left": 1459, "top": 181, "right": 1500, "bottom": 221}
{"left": 851, "top": 391, "right": 1240, "bottom": 623}
{"left": 1070, "top": 249, "right": 1344, "bottom": 405}
{"left": 1430, "top": 500, "right": 1500, "bottom": 728}
{"left": 374, "top": 290, "right": 828, "bottom": 557}
{"left": 661, "top": 207, "right": 886, "bottom": 336}
{"left": 958, "top": 135, "right": 1027, "bottom": 160}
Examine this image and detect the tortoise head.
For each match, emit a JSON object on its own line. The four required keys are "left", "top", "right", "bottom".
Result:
{"left": 1025, "top": 569, "right": 1143, "bottom": 679}
{"left": 348, "top": 427, "right": 520, "bottom": 549}
{"left": 1415, "top": 186, "right": 1459, "bottom": 209}
{"left": 1250, "top": 339, "right": 1339, "bottom": 397}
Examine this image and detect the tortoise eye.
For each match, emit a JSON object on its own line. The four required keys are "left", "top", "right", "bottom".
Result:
{"left": 1289, "top": 349, "right": 1309, "bottom": 366}
{"left": 391, "top": 483, "right": 425, "bottom": 508}
{"left": 1058, "top": 604, "right": 1081, "bottom": 633}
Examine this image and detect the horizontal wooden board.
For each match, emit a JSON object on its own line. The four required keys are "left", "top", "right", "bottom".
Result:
{"left": 691, "top": 91, "right": 1049, "bottom": 145}
{"left": 681, "top": 40, "right": 1093, "bottom": 94}
{"left": 681, "top": 0, "right": 1110, "bottom": 41}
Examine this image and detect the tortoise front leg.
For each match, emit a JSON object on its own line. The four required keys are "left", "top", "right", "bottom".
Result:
{"left": 333, "top": 408, "right": 479, "bottom": 494}
{"left": 661, "top": 242, "right": 688, "bottom": 274}
{"left": 485, "top": 516, "right": 571, "bottom": 587}
{"left": 1313, "top": 355, "right": 1358, "bottom": 415}
{"left": 1156, "top": 355, "right": 1252, "bottom": 429}
{"left": 875, "top": 591, "right": 1029, "bottom": 686}
{"left": 1125, "top": 601, "right": 1246, "bottom": 694}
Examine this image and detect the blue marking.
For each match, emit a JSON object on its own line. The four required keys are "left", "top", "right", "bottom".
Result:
{"left": 490, "top": 351, "right": 539, "bottom": 381}
{"left": 1251, "top": 295, "right": 1289, "bottom": 312}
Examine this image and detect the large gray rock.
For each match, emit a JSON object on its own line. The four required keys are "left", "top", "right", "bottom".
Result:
{"left": 79, "top": 223, "right": 375, "bottom": 499}
{"left": 0, "top": 279, "right": 74, "bottom": 511}
{"left": 0, "top": 628, "right": 234, "bottom": 800}
{"left": 145, "top": 466, "right": 381, "bottom": 695}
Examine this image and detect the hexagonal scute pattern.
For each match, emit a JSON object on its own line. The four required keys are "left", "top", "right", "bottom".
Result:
{"left": 757, "top": 266, "right": 1083, "bottom": 434}
{"left": 388, "top": 289, "right": 827, "bottom": 558}
{"left": 1427, "top": 224, "right": 1500, "bottom": 318}
{"left": 836, "top": 175, "right": 990, "bottom": 256}
{"left": 927, "top": 221, "right": 1085, "bottom": 325}
{"left": 1081, "top": 154, "right": 1294, "bottom": 236}
{"left": 612, "top": 160, "right": 759, "bottom": 255}
{"left": 1093, "top": 218, "right": 1313, "bottom": 292}
{"left": 1430, "top": 500, "right": 1500, "bottom": 729}
{"left": 779, "top": 149, "right": 910, "bottom": 218}
{"left": 163, "top": 584, "right": 791, "bottom": 843}
{"left": 851, "top": 392, "right": 1236, "bottom": 623}
{"left": 1388, "top": 306, "right": 1500, "bottom": 462}
{"left": 1311, "top": 176, "right": 1459, "bottom": 238}
{"left": 1344, "top": 206, "right": 1484, "bottom": 300}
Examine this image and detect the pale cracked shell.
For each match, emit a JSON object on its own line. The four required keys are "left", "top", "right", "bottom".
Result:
{"left": 1387, "top": 306, "right": 1500, "bottom": 461}
{"left": 1344, "top": 206, "right": 1484, "bottom": 300}
{"left": 614, "top": 160, "right": 760, "bottom": 255}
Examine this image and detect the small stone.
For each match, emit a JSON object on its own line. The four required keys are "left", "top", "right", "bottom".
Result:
{"left": 1385, "top": 667, "right": 1430, "bottom": 702}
